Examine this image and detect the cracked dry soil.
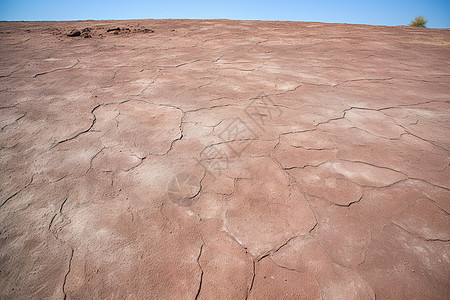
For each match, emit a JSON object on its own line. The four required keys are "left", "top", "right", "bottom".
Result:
{"left": 0, "top": 19, "right": 449, "bottom": 299}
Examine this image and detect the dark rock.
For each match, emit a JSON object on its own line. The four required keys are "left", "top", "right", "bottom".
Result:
{"left": 67, "top": 29, "right": 81, "bottom": 37}
{"left": 144, "top": 28, "right": 154, "bottom": 33}
{"left": 82, "top": 27, "right": 92, "bottom": 33}
{"left": 81, "top": 32, "right": 92, "bottom": 38}
{"left": 107, "top": 27, "right": 121, "bottom": 32}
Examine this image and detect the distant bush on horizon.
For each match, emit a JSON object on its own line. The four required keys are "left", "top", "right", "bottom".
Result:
{"left": 409, "top": 16, "right": 428, "bottom": 28}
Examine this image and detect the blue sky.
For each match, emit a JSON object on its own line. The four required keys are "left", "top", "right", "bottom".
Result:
{"left": 1, "top": 0, "right": 449, "bottom": 28}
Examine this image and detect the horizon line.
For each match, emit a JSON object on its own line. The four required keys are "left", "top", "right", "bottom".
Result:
{"left": 0, "top": 18, "right": 448, "bottom": 29}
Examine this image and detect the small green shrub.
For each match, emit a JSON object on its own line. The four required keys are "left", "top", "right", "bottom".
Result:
{"left": 409, "top": 16, "right": 428, "bottom": 28}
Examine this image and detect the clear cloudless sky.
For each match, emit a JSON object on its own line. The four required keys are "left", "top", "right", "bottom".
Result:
{"left": 0, "top": 0, "right": 449, "bottom": 28}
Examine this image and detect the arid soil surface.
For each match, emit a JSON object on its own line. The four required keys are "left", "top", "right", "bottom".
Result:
{"left": 0, "top": 19, "right": 449, "bottom": 299}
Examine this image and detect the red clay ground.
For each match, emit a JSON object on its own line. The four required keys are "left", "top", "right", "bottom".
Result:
{"left": 0, "top": 19, "right": 449, "bottom": 299}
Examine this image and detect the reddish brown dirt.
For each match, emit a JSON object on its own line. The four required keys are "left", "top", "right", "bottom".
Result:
{"left": 0, "top": 19, "right": 449, "bottom": 299}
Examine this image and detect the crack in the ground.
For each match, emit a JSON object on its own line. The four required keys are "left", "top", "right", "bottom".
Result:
{"left": 280, "top": 110, "right": 348, "bottom": 136}
{"left": 0, "top": 191, "right": 20, "bottom": 209}
{"left": 288, "top": 144, "right": 340, "bottom": 151}
{"left": 222, "top": 203, "right": 247, "bottom": 249}
{"left": 245, "top": 259, "right": 256, "bottom": 300}
{"left": 54, "top": 97, "right": 185, "bottom": 159}
{"left": 341, "top": 77, "right": 394, "bottom": 84}
{"left": 124, "top": 156, "right": 147, "bottom": 172}
{"left": 85, "top": 147, "right": 106, "bottom": 174}
{"left": 279, "top": 103, "right": 449, "bottom": 141}
{"left": 211, "top": 55, "right": 223, "bottom": 63}
{"left": 131, "top": 73, "right": 161, "bottom": 97}
{"left": 32, "top": 60, "right": 79, "bottom": 78}
{"left": 54, "top": 104, "right": 99, "bottom": 147}
{"left": 412, "top": 181, "right": 450, "bottom": 215}
{"left": 158, "top": 59, "right": 200, "bottom": 68}
{"left": 0, "top": 175, "right": 34, "bottom": 209}
{"left": 392, "top": 119, "right": 449, "bottom": 152}
{"left": 214, "top": 66, "right": 262, "bottom": 72}
{"left": 335, "top": 195, "right": 364, "bottom": 207}
{"left": 190, "top": 81, "right": 213, "bottom": 91}
{"left": 257, "top": 219, "right": 319, "bottom": 263}
{"left": 189, "top": 170, "right": 206, "bottom": 202}
{"left": 163, "top": 126, "right": 184, "bottom": 155}
{"left": 195, "top": 244, "right": 204, "bottom": 300}
{"left": 378, "top": 100, "right": 450, "bottom": 111}
{"left": 282, "top": 160, "right": 329, "bottom": 170}
{"left": 48, "top": 197, "right": 69, "bottom": 235}
{"left": 270, "top": 256, "right": 302, "bottom": 273}
{"left": 199, "top": 138, "right": 260, "bottom": 160}
{"left": 111, "top": 65, "right": 139, "bottom": 80}
{"left": 59, "top": 197, "right": 68, "bottom": 213}
{"left": 337, "top": 158, "right": 409, "bottom": 178}
{"left": 48, "top": 214, "right": 58, "bottom": 231}
{"left": 62, "top": 248, "right": 74, "bottom": 300}
{"left": 346, "top": 104, "right": 450, "bottom": 150}
{"left": 0, "top": 61, "right": 30, "bottom": 78}
{"left": 391, "top": 222, "right": 450, "bottom": 243}
{"left": 1, "top": 113, "right": 26, "bottom": 131}
{"left": 185, "top": 103, "right": 238, "bottom": 113}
